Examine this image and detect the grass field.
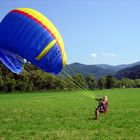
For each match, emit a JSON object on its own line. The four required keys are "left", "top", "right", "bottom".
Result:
{"left": 0, "top": 89, "right": 140, "bottom": 140}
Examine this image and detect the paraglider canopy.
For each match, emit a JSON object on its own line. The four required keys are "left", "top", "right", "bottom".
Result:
{"left": 0, "top": 8, "right": 67, "bottom": 75}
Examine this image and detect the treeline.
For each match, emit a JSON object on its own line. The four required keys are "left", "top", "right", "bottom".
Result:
{"left": 0, "top": 63, "right": 140, "bottom": 92}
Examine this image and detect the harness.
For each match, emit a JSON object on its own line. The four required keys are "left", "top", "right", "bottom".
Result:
{"left": 98, "top": 101, "right": 108, "bottom": 113}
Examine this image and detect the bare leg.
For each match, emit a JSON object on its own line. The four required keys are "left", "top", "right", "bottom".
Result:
{"left": 95, "top": 109, "right": 99, "bottom": 119}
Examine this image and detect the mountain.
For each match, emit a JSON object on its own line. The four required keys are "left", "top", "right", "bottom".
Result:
{"left": 114, "top": 61, "right": 140, "bottom": 71}
{"left": 115, "top": 65, "right": 140, "bottom": 79}
{"left": 95, "top": 61, "right": 140, "bottom": 71}
{"left": 62, "top": 61, "right": 140, "bottom": 79}
{"left": 62, "top": 62, "right": 116, "bottom": 79}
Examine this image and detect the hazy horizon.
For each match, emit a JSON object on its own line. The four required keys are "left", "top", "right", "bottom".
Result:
{"left": 69, "top": 60, "right": 140, "bottom": 66}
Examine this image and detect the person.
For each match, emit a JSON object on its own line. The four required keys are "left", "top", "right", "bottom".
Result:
{"left": 95, "top": 96, "right": 108, "bottom": 120}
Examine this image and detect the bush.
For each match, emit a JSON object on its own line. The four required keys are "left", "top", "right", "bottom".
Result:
{"left": 4, "top": 77, "right": 16, "bottom": 92}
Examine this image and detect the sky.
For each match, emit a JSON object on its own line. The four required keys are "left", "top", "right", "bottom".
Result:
{"left": 0, "top": 0, "right": 140, "bottom": 65}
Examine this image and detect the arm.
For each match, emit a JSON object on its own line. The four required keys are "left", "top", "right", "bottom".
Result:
{"left": 95, "top": 97, "right": 102, "bottom": 101}
{"left": 95, "top": 98, "right": 99, "bottom": 101}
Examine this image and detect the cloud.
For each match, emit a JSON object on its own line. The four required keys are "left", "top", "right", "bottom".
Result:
{"left": 101, "top": 53, "right": 116, "bottom": 57}
{"left": 91, "top": 53, "right": 97, "bottom": 58}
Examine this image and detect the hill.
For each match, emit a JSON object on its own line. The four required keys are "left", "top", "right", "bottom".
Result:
{"left": 62, "top": 63, "right": 116, "bottom": 79}
{"left": 62, "top": 61, "right": 140, "bottom": 79}
{"left": 116, "top": 65, "right": 140, "bottom": 79}
{"left": 114, "top": 61, "right": 140, "bottom": 71}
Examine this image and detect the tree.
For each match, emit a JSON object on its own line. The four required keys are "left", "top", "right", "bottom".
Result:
{"left": 105, "top": 74, "right": 116, "bottom": 89}
{"left": 72, "top": 73, "right": 86, "bottom": 89}
{"left": 120, "top": 78, "right": 136, "bottom": 88}
{"left": 4, "top": 77, "right": 16, "bottom": 92}
{"left": 85, "top": 74, "right": 97, "bottom": 90}
{"left": 0, "top": 75, "right": 4, "bottom": 91}
{"left": 53, "top": 76, "right": 67, "bottom": 90}
{"left": 98, "top": 77, "right": 106, "bottom": 89}
{"left": 134, "top": 79, "right": 140, "bottom": 88}
{"left": 28, "top": 70, "right": 55, "bottom": 90}
{"left": 64, "top": 76, "right": 78, "bottom": 90}
{"left": 14, "top": 70, "right": 33, "bottom": 91}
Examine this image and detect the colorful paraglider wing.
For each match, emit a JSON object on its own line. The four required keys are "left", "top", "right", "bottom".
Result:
{"left": 0, "top": 8, "right": 67, "bottom": 75}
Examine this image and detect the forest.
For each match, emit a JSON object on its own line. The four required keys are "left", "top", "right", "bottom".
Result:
{"left": 1, "top": 63, "right": 140, "bottom": 92}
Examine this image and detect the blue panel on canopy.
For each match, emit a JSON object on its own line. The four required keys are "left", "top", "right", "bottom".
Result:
{"left": 0, "top": 48, "right": 24, "bottom": 74}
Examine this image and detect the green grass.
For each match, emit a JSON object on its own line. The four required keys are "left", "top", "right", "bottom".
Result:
{"left": 0, "top": 89, "right": 140, "bottom": 140}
